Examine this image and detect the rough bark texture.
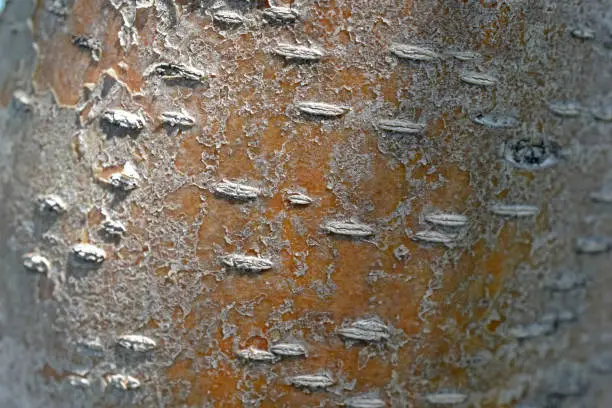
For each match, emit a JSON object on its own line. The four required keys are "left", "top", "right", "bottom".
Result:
{"left": 1, "top": 0, "right": 612, "bottom": 407}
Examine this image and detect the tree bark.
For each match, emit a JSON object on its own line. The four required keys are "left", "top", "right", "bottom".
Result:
{"left": 1, "top": 0, "right": 612, "bottom": 407}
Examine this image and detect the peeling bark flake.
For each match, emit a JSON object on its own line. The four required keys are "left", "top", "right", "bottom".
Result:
{"left": 413, "top": 230, "right": 457, "bottom": 245}
{"left": 102, "top": 109, "right": 146, "bottom": 130}
{"left": 102, "top": 220, "right": 127, "bottom": 237}
{"left": 460, "top": 71, "right": 497, "bottom": 87}
{"left": 424, "top": 213, "right": 468, "bottom": 228}
{"left": 107, "top": 162, "right": 141, "bottom": 191}
{"left": 236, "top": 347, "right": 277, "bottom": 362}
{"left": 104, "top": 374, "right": 141, "bottom": 391}
{"left": 377, "top": 119, "right": 426, "bottom": 134}
{"left": 447, "top": 50, "right": 481, "bottom": 61}
{"left": 296, "top": 101, "right": 350, "bottom": 117}
{"left": 146, "top": 62, "right": 208, "bottom": 83}
{"left": 72, "top": 36, "right": 101, "bottom": 61}
{"left": 67, "top": 375, "right": 90, "bottom": 388}
{"left": 287, "top": 191, "right": 313, "bottom": 205}
{"left": 322, "top": 220, "right": 374, "bottom": 237}
{"left": 489, "top": 204, "right": 540, "bottom": 217}
{"left": 571, "top": 28, "right": 595, "bottom": 39}
{"left": 160, "top": 110, "right": 196, "bottom": 128}
{"left": 22, "top": 253, "right": 51, "bottom": 274}
{"left": 289, "top": 374, "right": 335, "bottom": 390}
{"left": 338, "top": 318, "right": 390, "bottom": 342}
{"left": 117, "top": 334, "right": 157, "bottom": 352}
{"left": 389, "top": 43, "right": 439, "bottom": 61}
{"left": 471, "top": 113, "right": 520, "bottom": 129}
{"left": 502, "top": 138, "right": 560, "bottom": 170}
{"left": 544, "top": 270, "right": 586, "bottom": 292}
{"left": 273, "top": 43, "right": 324, "bottom": 61}
{"left": 344, "top": 395, "right": 387, "bottom": 408}
{"left": 263, "top": 7, "right": 299, "bottom": 23}
{"left": 213, "top": 180, "right": 260, "bottom": 200}
{"left": 37, "top": 195, "right": 67, "bottom": 214}
{"left": 575, "top": 236, "right": 611, "bottom": 254}
{"left": 270, "top": 343, "right": 307, "bottom": 357}
{"left": 213, "top": 9, "right": 244, "bottom": 25}
{"left": 425, "top": 391, "right": 468, "bottom": 405}
{"left": 71, "top": 243, "right": 106, "bottom": 265}
{"left": 548, "top": 101, "right": 582, "bottom": 117}
{"left": 221, "top": 254, "right": 273, "bottom": 273}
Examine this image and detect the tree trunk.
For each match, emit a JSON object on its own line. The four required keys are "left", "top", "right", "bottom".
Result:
{"left": 1, "top": 0, "right": 611, "bottom": 407}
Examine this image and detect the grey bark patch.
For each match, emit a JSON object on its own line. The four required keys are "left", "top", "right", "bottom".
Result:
{"left": 589, "top": 352, "right": 612, "bottom": 374}
{"left": 591, "top": 188, "right": 612, "bottom": 203}
{"left": 545, "top": 361, "right": 590, "bottom": 397}
{"left": 548, "top": 101, "right": 582, "bottom": 117}
{"left": 502, "top": 138, "right": 561, "bottom": 170}
{"left": 543, "top": 270, "right": 586, "bottom": 292}
{"left": 575, "top": 236, "right": 611, "bottom": 254}
{"left": 591, "top": 103, "right": 612, "bottom": 122}
{"left": 508, "top": 320, "right": 555, "bottom": 340}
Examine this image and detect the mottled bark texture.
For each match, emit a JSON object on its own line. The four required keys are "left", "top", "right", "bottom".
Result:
{"left": 1, "top": 0, "right": 612, "bottom": 407}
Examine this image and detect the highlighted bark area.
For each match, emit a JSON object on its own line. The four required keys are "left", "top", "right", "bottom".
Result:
{"left": 27, "top": 1, "right": 558, "bottom": 407}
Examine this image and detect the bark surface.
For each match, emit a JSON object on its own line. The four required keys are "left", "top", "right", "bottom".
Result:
{"left": 1, "top": 0, "right": 612, "bottom": 407}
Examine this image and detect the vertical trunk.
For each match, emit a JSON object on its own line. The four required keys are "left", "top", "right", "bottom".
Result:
{"left": 1, "top": 0, "right": 611, "bottom": 407}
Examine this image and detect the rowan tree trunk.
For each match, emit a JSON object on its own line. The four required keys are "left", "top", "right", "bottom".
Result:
{"left": 1, "top": 0, "right": 612, "bottom": 407}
